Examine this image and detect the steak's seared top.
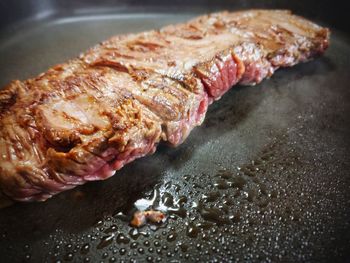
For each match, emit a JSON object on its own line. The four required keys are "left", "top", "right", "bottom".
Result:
{"left": 0, "top": 10, "right": 329, "bottom": 202}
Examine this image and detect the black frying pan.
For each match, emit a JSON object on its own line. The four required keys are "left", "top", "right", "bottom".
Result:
{"left": 0, "top": 0, "right": 349, "bottom": 262}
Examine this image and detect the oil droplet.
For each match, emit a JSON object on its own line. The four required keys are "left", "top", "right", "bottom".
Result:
{"left": 186, "top": 223, "right": 199, "bottom": 238}
{"left": 114, "top": 212, "right": 129, "bottom": 222}
{"left": 270, "top": 189, "right": 279, "bottom": 198}
{"left": 130, "top": 242, "right": 138, "bottom": 249}
{"left": 94, "top": 220, "right": 104, "bottom": 227}
{"left": 116, "top": 233, "right": 130, "bottom": 244}
{"left": 154, "top": 240, "right": 160, "bottom": 247}
{"left": 168, "top": 207, "right": 187, "bottom": 218}
{"left": 231, "top": 212, "right": 241, "bottom": 223}
{"left": 97, "top": 234, "right": 114, "bottom": 249}
{"left": 259, "top": 183, "right": 268, "bottom": 195}
{"left": 196, "top": 221, "right": 214, "bottom": 230}
{"left": 167, "top": 233, "right": 177, "bottom": 242}
{"left": 214, "top": 179, "right": 230, "bottom": 189}
{"left": 129, "top": 228, "right": 140, "bottom": 240}
{"left": 202, "top": 192, "right": 220, "bottom": 202}
{"left": 231, "top": 175, "right": 246, "bottom": 189}
{"left": 198, "top": 205, "right": 231, "bottom": 225}
{"left": 247, "top": 189, "right": 257, "bottom": 202}
{"left": 223, "top": 197, "right": 234, "bottom": 206}
{"left": 64, "top": 253, "right": 73, "bottom": 261}
{"left": 218, "top": 203, "right": 230, "bottom": 214}
{"left": 216, "top": 170, "right": 233, "bottom": 179}
{"left": 161, "top": 192, "right": 174, "bottom": 207}
{"left": 119, "top": 248, "right": 126, "bottom": 255}
{"left": 176, "top": 196, "right": 188, "bottom": 206}
{"left": 183, "top": 175, "right": 191, "bottom": 181}
{"left": 241, "top": 166, "right": 255, "bottom": 177}
{"left": 80, "top": 244, "right": 90, "bottom": 254}
{"left": 104, "top": 225, "right": 118, "bottom": 233}
{"left": 258, "top": 198, "right": 269, "bottom": 208}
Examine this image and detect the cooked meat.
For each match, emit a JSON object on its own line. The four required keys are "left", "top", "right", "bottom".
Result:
{"left": 0, "top": 10, "right": 329, "bottom": 202}
{"left": 130, "top": 210, "right": 166, "bottom": 227}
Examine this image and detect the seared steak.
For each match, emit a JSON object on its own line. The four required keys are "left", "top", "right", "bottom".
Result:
{"left": 0, "top": 10, "right": 329, "bottom": 201}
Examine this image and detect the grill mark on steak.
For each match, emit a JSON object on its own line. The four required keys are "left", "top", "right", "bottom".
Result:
{"left": 0, "top": 10, "right": 330, "bottom": 201}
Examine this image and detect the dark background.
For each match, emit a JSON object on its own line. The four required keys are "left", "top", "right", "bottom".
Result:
{"left": 0, "top": 0, "right": 349, "bottom": 33}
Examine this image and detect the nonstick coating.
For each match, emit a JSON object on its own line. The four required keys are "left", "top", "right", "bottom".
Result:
{"left": 0, "top": 4, "right": 349, "bottom": 263}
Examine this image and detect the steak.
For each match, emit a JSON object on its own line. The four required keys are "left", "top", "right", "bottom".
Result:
{"left": 0, "top": 10, "right": 329, "bottom": 202}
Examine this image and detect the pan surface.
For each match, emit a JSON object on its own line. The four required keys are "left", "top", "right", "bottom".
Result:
{"left": 0, "top": 4, "right": 349, "bottom": 263}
